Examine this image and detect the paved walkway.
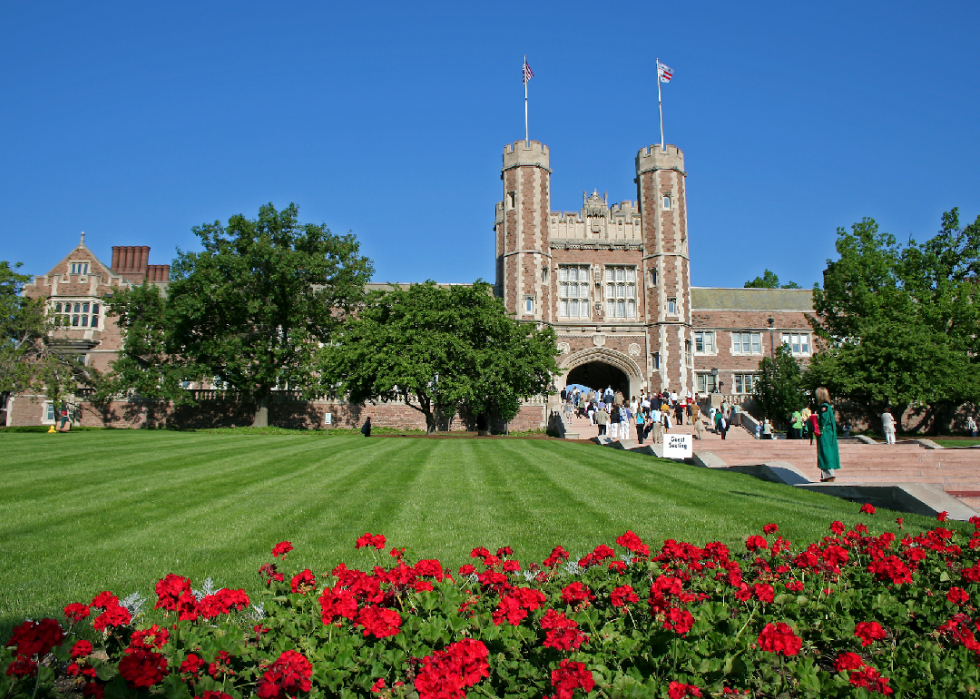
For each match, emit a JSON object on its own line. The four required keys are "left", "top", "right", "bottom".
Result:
{"left": 564, "top": 410, "right": 754, "bottom": 444}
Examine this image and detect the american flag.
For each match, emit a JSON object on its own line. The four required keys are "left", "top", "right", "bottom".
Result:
{"left": 658, "top": 62, "right": 673, "bottom": 83}
{"left": 523, "top": 59, "right": 534, "bottom": 84}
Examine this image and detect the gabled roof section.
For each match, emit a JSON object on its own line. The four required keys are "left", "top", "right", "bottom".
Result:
{"left": 42, "top": 233, "right": 113, "bottom": 280}
{"left": 691, "top": 287, "right": 814, "bottom": 312}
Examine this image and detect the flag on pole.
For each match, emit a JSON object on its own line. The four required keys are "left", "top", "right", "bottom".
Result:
{"left": 657, "top": 62, "right": 673, "bottom": 83}
{"left": 523, "top": 59, "right": 534, "bottom": 84}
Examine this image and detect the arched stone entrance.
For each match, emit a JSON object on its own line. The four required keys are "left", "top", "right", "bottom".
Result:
{"left": 558, "top": 347, "right": 644, "bottom": 399}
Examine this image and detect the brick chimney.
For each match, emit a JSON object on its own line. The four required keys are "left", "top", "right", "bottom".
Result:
{"left": 111, "top": 246, "right": 167, "bottom": 282}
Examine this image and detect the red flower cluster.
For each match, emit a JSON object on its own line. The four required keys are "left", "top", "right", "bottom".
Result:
{"left": 290, "top": 569, "right": 316, "bottom": 594}
{"left": 745, "top": 535, "right": 768, "bottom": 552}
{"left": 663, "top": 608, "right": 695, "bottom": 635}
{"left": 355, "top": 532, "right": 386, "bottom": 550}
{"left": 616, "top": 530, "right": 650, "bottom": 557}
{"left": 199, "top": 588, "right": 250, "bottom": 619}
{"left": 89, "top": 591, "right": 132, "bottom": 631}
{"left": 319, "top": 587, "right": 359, "bottom": 624}
{"left": 5, "top": 618, "right": 65, "bottom": 677}
{"left": 256, "top": 650, "right": 312, "bottom": 699}
{"left": 154, "top": 574, "right": 193, "bottom": 611}
{"left": 118, "top": 648, "right": 168, "bottom": 688}
{"left": 867, "top": 556, "right": 913, "bottom": 585}
{"left": 271, "top": 541, "right": 294, "bottom": 558}
{"left": 560, "top": 581, "right": 595, "bottom": 606}
{"left": 64, "top": 602, "right": 91, "bottom": 623}
{"left": 180, "top": 653, "right": 205, "bottom": 678}
{"left": 547, "top": 659, "right": 595, "bottom": 699}
{"left": 130, "top": 624, "right": 169, "bottom": 650}
{"left": 259, "top": 562, "right": 285, "bottom": 584}
{"left": 854, "top": 621, "right": 887, "bottom": 647}
{"left": 414, "top": 639, "right": 489, "bottom": 699}
{"left": 668, "top": 681, "right": 702, "bottom": 698}
{"left": 860, "top": 503, "right": 876, "bottom": 515}
{"left": 543, "top": 545, "right": 571, "bottom": 567}
{"left": 540, "top": 609, "right": 588, "bottom": 650}
{"left": 757, "top": 622, "right": 801, "bottom": 656}
{"left": 355, "top": 604, "right": 402, "bottom": 638}
{"left": 763, "top": 523, "right": 779, "bottom": 534}
{"left": 948, "top": 587, "right": 970, "bottom": 605}
{"left": 610, "top": 585, "right": 639, "bottom": 608}
{"left": 835, "top": 654, "right": 894, "bottom": 694}
{"left": 578, "top": 544, "right": 615, "bottom": 568}
{"left": 492, "top": 587, "right": 546, "bottom": 626}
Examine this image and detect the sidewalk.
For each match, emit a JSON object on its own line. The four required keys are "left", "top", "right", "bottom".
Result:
{"left": 564, "top": 411, "right": 755, "bottom": 444}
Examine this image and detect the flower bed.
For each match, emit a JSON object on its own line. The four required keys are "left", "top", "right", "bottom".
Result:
{"left": 3, "top": 509, "right": 980, "bottom": 698}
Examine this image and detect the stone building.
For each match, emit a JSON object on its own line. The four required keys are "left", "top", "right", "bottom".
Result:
{"left": 494, "top": 139, "right": 814, "bottom": 402}
{"left": 6, "top": 139, "right": 816, "bottom": 428}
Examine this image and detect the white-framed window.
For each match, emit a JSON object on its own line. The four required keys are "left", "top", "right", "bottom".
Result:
{"left": 662, "top": 195, "right": 671, "bottom": 210}
{"left": 667, "top": 297, "right": 677, "bottom": 315}
{"left": 694, "top": 331, "right": 715, "bottom": 354}
{"left": 523, "top": 296, "right": 534, "bottom": 315}
{"left": 781, "top": 332, "right": 811, "bottom": 356}
{"left": 558, "top": 265, "right": 591, "bottom": 319}
{"left": 605, "top": 266, "right": 637, "bottom": 319}
{"left": 734, "top": 374, "right": 759, "bottom": 394}
{"left": 52, "top": 299, "right": 101, "bottom": 328}
{"left": 43, "top": 402, "right": 56, "bottom": 424}
{"left": 70, "top": 262, "right": 89, "bottom": 275}
{"left": 732, "top": 332, "right": 762, "bottom": 355}
{"left": 697, "top": 374, "right": 718, "bottom": 394}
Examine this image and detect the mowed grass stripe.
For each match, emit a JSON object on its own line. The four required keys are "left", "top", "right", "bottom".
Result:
{"left": 0, "top": 432, "right": 943, "bottom": 634}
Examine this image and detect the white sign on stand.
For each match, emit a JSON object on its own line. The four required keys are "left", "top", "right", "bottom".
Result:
{"left": 663, "top": 434, "right": 692, "bottom": 459}
{"left": 324, "top": 412, "right": 332, "bottom": 425}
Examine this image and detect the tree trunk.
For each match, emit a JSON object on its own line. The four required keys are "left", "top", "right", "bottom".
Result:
{"left": 252, "top": 395, "right": 269, "bottom": 428}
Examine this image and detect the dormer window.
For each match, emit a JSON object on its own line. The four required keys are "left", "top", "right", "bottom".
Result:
{"left": 70, "top": 262, "right": 89, "bottom": 275}
{"left": 662, "top": 195, "right": 671, "bottom": 210}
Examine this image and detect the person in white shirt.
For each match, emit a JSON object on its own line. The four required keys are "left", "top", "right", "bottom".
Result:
{"left": 967, "top": 415, "right": 978, "bottom": 438}
{"left": 881, "top": 410, "right": 896, "bottom": 445}
{"left": 650, "top": 407, "right": 663, "bottom": 444}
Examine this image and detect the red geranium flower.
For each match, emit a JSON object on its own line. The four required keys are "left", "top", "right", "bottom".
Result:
{"left": 271, "top": 541, "right": 294, "bottom": 558}
{"left": 834, "top": 652, "right": 865, "bottom": 672}
{"left": 196, "top": 692, "right": 235, "bottom": 699}
{"left": 91, "top": 591, "right": 119, "bottom": 609}
{"left": 849, "top": 666, "right": 894, "bottom": 695}
{"left": 543, "top": 545, "right": 571, "bottom": 567}
{"left": 854, "top": 621, "right": 887, "bottom": 647}
{"left": 256, "top": 650, "right": 312, "bottom": 699}
{"left": 763, "top": 523, "right": 779, "bottom": 535}
{"left": 561, "top": 582, "right": 595, "bottom": 605}
{"left": 615, "top": 531, "right": 650, "bottom": 556}
{"left": 611, "top": 585, "right": 640, "bottom": 607}
{"left": 550, "top": 659, "right": 595, "bottom": 699}
{"left": 71, "top": 640, "right": 94, "bottom": 660}
{"left": 355, "top": 605, "right": 402, "bottom": 639}
{"left": 947, "top": 587, "right": 970, "bottom": 605}
{"left": 415, "top": 638, "right": 489, "bottom": 699}
{"left": 319, "top": 587, "right": 358, "bottom": 624}
{"left": 118, "top": 649, "right": 168, "bottom": 688}
{"left": 663, "top": 608, "right": 695, "bottom": 635}
{"left": 64, "top": 603, "right": 91, "bottom": 623}
{"left": 668, "top": 682, "right": 702, "bottom": 699}
{"left": 830, "top": 521, "right": 845, "bottom": 535}
{"left": 154, "top": 574, "right": 193, "bottom": 611}
{"left": 540, "top": 609, "right": 589, "bottom": 650}
{"left": 860, "top": 503, "right": 876, "bottom": 515}
{"left": 938, "top": 511, "right": 949, "bottom": 522}
{"left": 757, "top": 622, "right": 802, "bottom": 656}
{"left": 354, "top": 533, "right": 386, "bottom": 550}
{"left": 180, "top": 653, "right": 205, "bottom": 678}
{"left": 130, "top": 624, "right": 169, "bottom": 650}
{"left": 290, "top": 569, "right": 316, "bottom": 594}
{"left": 745, "top": 535, "right": 768, "bottom": 552}
{"left": 6, "top": 618, "right": 65, "bottom": 660}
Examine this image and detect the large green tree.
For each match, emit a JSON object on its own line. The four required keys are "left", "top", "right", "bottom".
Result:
{"left": 319, "top": 281, "right": 560, "bottom": 433}
{"left": 807, "top": 211, "right": 980, "bottom": 432}
{"left": 744, "top": 269, "right": 801, "bottom": 289}
{"left": 109, "top": 203, "right": 373, "bottom": 426}
{"left": 753, "top": 344, "right": 806, "bottom": 427}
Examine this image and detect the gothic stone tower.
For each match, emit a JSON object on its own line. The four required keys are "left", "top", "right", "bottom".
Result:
{"left": 495, "top": 141, "right": 552, "bottom": 322}
{"left": 636, "top": 145, "right": 693, "bottom": 394}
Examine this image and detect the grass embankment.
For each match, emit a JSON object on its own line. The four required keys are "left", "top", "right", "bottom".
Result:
{"left": 0, "top": 431, "right": 942, "bottom": 635}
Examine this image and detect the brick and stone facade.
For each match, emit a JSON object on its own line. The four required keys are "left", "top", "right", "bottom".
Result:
{"left": 7, "top": 140, "right": 818, "bottom": 429}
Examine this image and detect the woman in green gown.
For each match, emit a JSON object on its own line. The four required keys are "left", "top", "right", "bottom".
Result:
{"left": 815, "top": 387, "right": 840, "bottom": 482}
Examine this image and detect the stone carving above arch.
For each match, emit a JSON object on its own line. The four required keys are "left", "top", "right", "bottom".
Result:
{"left": 592, "top": 334, "right": 606, "bottom": 347}
{"left": 559, "top": 347, "right": 643, "bottom": 379}
{"left": 628, "top": 343, "right": 641, "bottom": 357}
{"left": 556, "top": 341, "right": 570, "bottom": 355}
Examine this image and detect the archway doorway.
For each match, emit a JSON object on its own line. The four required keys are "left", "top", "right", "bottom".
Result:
{"left": 566, "top": 361, "right": 629, "bottom": 397}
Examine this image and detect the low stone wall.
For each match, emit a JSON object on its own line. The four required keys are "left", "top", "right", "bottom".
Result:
{"left": 9, "top": 395, "right": 547, "bottom": 433}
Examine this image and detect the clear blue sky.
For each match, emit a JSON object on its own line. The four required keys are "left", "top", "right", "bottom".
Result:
{"left": 2, "top": 1, "right": 978, "bottom": 289}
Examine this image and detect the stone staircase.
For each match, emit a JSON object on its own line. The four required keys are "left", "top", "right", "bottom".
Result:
{"left": 693, "top": 438, "right": 980, "bottom": 509}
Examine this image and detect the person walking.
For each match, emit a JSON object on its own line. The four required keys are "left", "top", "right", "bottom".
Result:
{"left": 595, "top": 406, "right": 609, "bottom": 436}
{"left": 674, "top": 401, "right": 685, "bottom": 426}
{"left": 693, "top": 412, "right": 705, "bottom": 440}
{"left": 635, "top": 408, "right": 646, "bottom": 445}
{"left": 881, "top": 409, "right": 896, "bottom": 445}
{"left": 717, "top": 412, "right": 729, "bottom": 440}
{"left": 650, "top": 406, "right": 663, "bottom": 444}
{"left": 661, "top": 400, "right": 671, "bottom": 431}
{"left": 815, "top": 387, "right": 841, "bottom": 482}
{"left": 968, "top": 415, "right": 978, "bottom": 438}
{"left": 732, "top": 402, "right": 741, "bottom": 428}
{"left": 361, "top": 417, "right": 372, "bottom": 437}
{"left": 609, "top": 405, "right": 620, "bottom": 440}
{"left": 790, "top": 410, "right": 803, "bottom": 440}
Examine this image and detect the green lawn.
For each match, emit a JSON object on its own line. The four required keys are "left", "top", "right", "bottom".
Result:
{"left": 933, "top": 437, "right": 980, "bottom": 448}
{"left": 0, "top": 431, "right": 942, "bottom": 634}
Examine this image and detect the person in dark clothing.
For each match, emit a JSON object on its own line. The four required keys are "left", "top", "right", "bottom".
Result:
{"left": 360, "top": 417, "right": 372, "bottom": 437}
{"left": 674, "top": 402, "right": 684, "bottom": 426}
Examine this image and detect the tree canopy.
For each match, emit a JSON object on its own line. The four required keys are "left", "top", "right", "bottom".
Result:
{"left": 806, "top": 211, "right": 980, "bottom": 432}
{"left": 109, "top": 203, "right": 373, "bottom": 426}
{"left": 753, "top": 344, "right": 806, "bottom": 427}
{"left": 319, "top": 281, "right": 560, "bottom": 433}
{"left": 744, "top": 269, "right": 801, "bottom": 289}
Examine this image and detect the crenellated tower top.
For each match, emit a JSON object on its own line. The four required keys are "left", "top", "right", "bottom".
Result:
{"left": 635, "top": 144, "right": 685, "bottom": 177}
{"left": 503, "top": 140, "right": 550, "bottom": 171}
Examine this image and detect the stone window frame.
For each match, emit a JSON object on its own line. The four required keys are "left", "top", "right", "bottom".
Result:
{"left": 52, "top": 298, "right": 102, "bottom": 328}
{"left": 662, "top": 195, "right": 671, "bottom": 210}
{"left": 42, "top": 401, "right": 56, "bottom": 425}
{"left": 666, "top": 297, "right": 677, "bottom": 316}
{"left": 557, "top": 265, "right": 591, "bottom": 320}
{"left": 69, "top": 261, "right": 90, "bottom": 276}
{"left": 523, "top": 296, "right": 535, "bottom": 315}
{"left": 731, "top": 331, "right": 763, "bottom": 356}
{"left": 694, "top": 330, "right": 716, "bottom": 355}
{"left": 733, "top": 373, "right": 760, "bottom": 394}
{"left": 696, "top": 373, "right": 718, "bottom": 394}
{"left": 781, "top": 332, "right": 811, "bottom": 356}
{"left": 604, "top": 265, "right": 638, "bottom": 320}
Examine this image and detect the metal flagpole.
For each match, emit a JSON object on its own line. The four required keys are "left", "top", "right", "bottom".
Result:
{"left": 524, "top": 55, "right": 529, "bottom": 146}
{"left": 657, "top": 58, "right": 665, "bottom": 152}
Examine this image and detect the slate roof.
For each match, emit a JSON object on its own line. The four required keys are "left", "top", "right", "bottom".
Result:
{"left": 691, "top": 287, "right": 814, "bottom": 312}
